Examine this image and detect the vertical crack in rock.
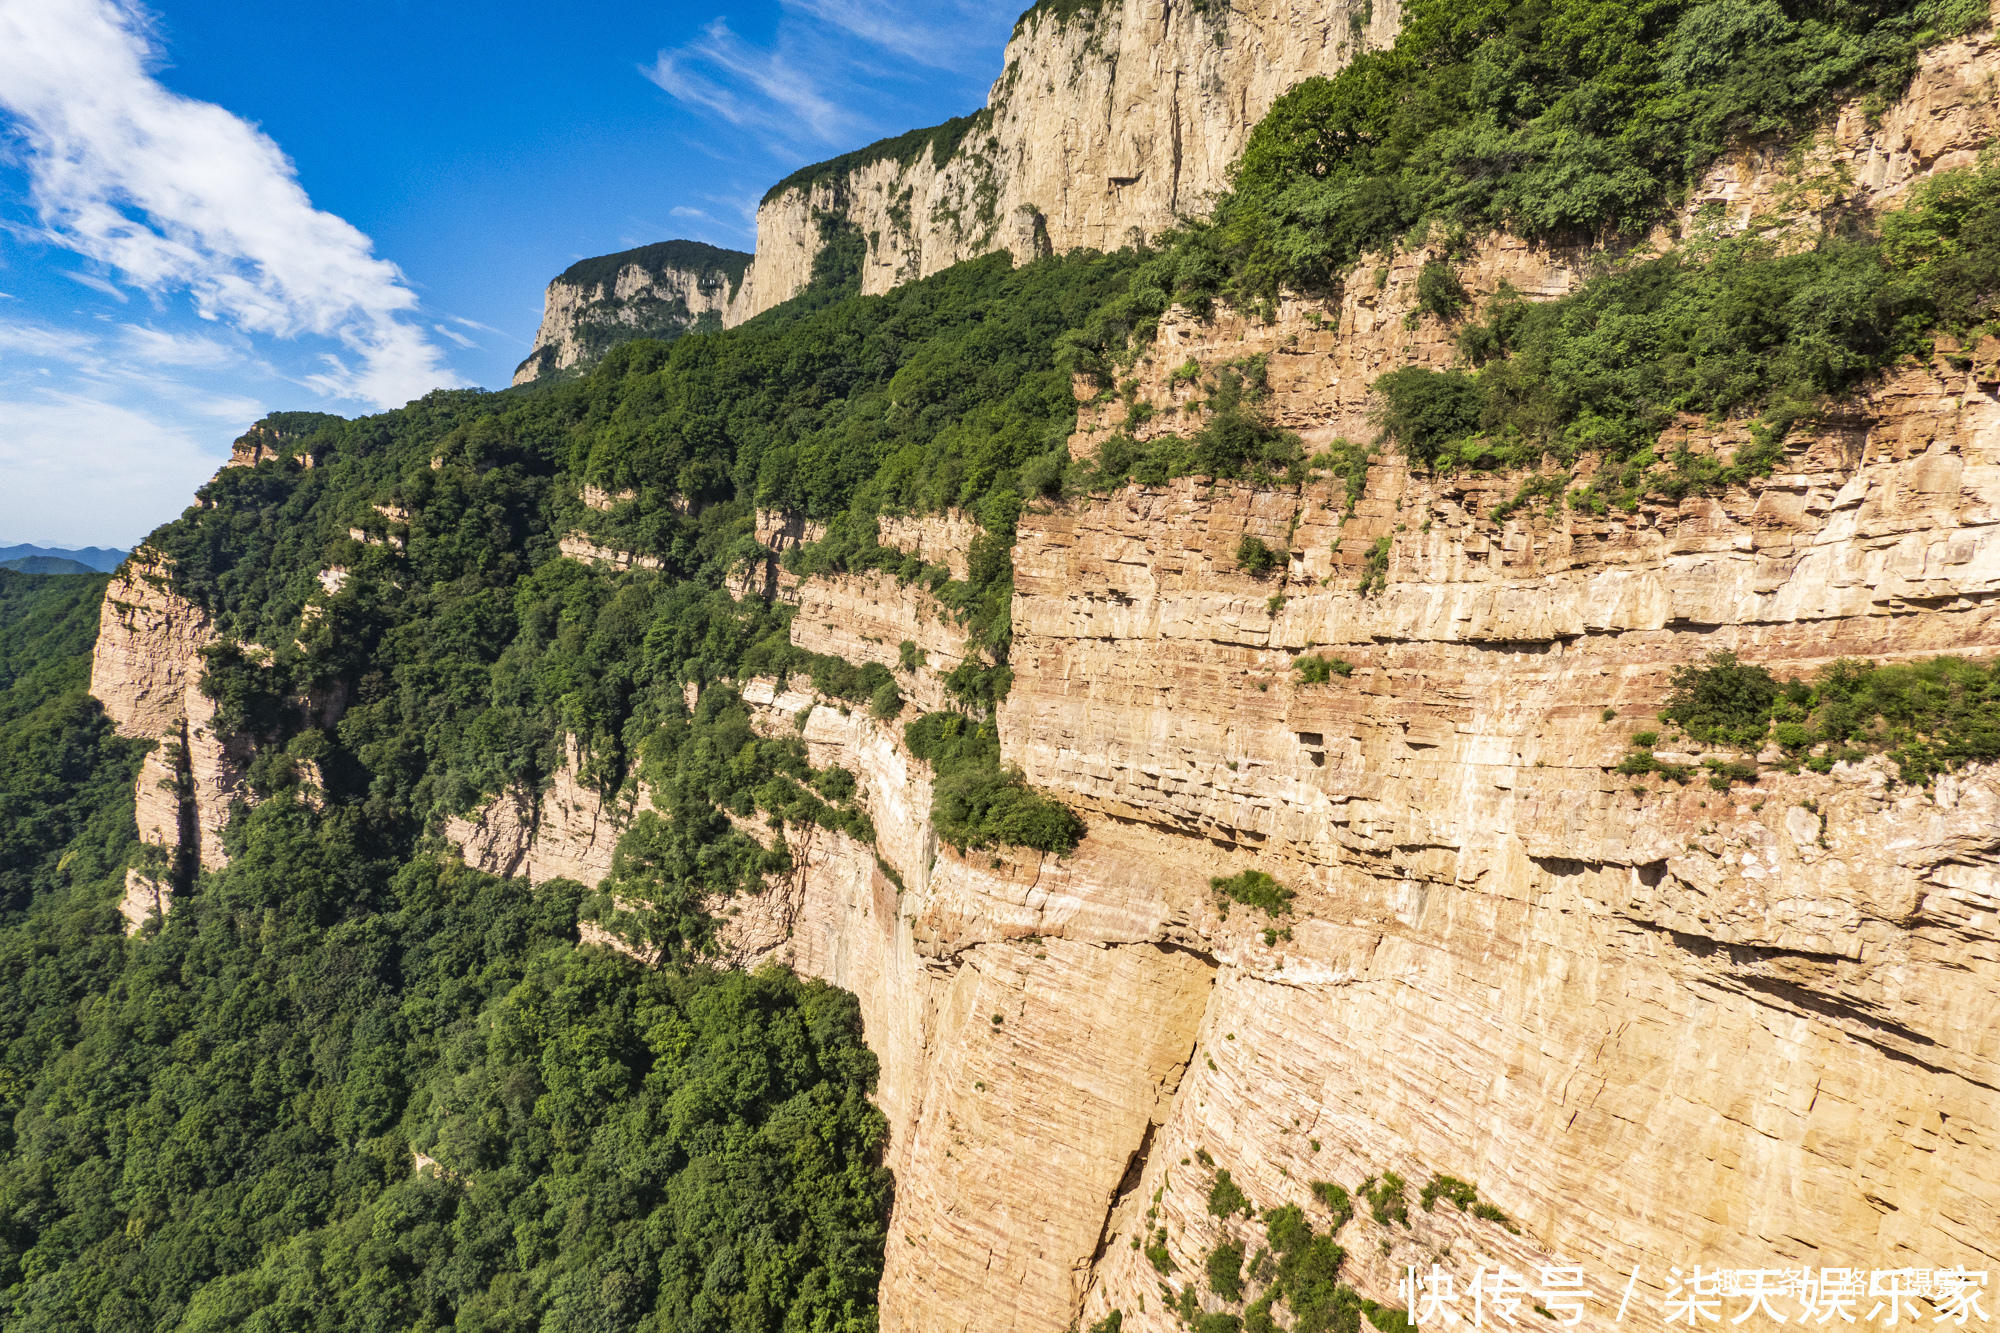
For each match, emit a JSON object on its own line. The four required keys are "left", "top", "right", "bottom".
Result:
{"left": 1088, "top": 1118, "right": 1161, "bottom": 1270}
{"left": 168, "top": 718, "right": 198, "bottom": 895}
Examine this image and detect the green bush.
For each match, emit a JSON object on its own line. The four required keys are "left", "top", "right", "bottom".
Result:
{"left": 1360, "top": 1172, "right": 1410, "bottom": 1227}
{"left": 1209, "top": 1168, "right": 1252, "bottom": 1218}
{"left": 1294, "top": 654, "right": 1355, "bottom": 684}
{"left": 1661, "top": 651, "right": 1783, "bottom": 746}
{"left": 1310, "top": 1180, "right": 1355, "bottom": 1231}
{"left": 1415, "top": 261, "right": 1471, "bottom": 320}
{"left": 871, "top": 679, "right": 904, "bottom": 721}
{"left": 1236, "top": 534, "right": 1282, "bottom": 576}
{"left": 1312, "top": 437, "right": 1373, "bottom": 515}
{"left": 1262, "top": 1204, "right": 1353, "bottom": 1333}
{"left": 1703, "top": 757, "right": 1761, "bottom": 789}
{"left": 1147, "top": 1227, "right": 1177, "bottom": 1274}
{"left": 1419, "top": 1174, "right": 1478, "bottom": 1212}
{"left": 1373, "top": 367, "right": 1484, "bottom": 465}
{"left": 1208, "top": 1239, "right": 1247, "bottom": 1302}
{"left": 1358, "top": 536, "right": 1392, "bottom": 595}
{"left": 905, "top": 711, "right": 1085, "bottom": 854}
{"left": 1811, "top": 654, "right": 2000, "bottom": 785}
{"left": 1211, "top": 870, "right": 1295, "bottom": 916}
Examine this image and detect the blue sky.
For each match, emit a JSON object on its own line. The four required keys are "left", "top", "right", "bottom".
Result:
{"left": 0, "top": 0, "right": 1022, "bottom": 549}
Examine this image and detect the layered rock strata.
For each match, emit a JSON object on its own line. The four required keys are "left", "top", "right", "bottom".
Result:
{"left": 712, "top": 41, "right": 2000, "bottom": 1327}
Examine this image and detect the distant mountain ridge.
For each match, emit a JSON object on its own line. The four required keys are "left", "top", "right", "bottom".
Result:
{"left": 0, "top": 544, "right": 127, "bottom": 573}
{"left": 0, "top": 556, "right": 100, "bottom": 575}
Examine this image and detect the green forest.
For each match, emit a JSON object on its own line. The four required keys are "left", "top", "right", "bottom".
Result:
{"left": 3, "top": 0, "right": 2000, "bottom": 1329}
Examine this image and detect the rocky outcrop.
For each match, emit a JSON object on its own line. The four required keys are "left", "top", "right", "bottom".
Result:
{"left": 1681, "top": 24, "right": 2000, "bottom": 231}
{"left": 91, "top": 550, "right": 242, "bottom": 883}
{"left": 876, "top": 508, "right": 978, "bottom": 581}
{"left": 557, "top": 532, "right": 664, "bottom": 572}
{"left": 514, "top": 240, "right": 751, "bottom": 384}
{"left": 118, "top": 865, "right": 171, "bottom": 933}
{"left": 726, "top": 510, "right": 825, "bottom": 601}
{"left": 722, "top": 0, "right": 1398, "bottom": 322}
{"left": 789, "top": 574, "right": 975, "bottom": 715}
{"left": 225, "top": 414, "right": 337, "bottom": 469}
{"left": 446, "top": 736, "right": 648, "bottom": 890}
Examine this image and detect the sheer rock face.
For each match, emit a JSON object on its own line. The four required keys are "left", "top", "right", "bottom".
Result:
{"left": 788, "top": 574, "right": 972, "bottom": 715}
{"left": 695, "top": 44, "right": 2000, "bottom": 1330}
{"left": 722, "top": 683, "right": 1217, "bottom": 1333}
{"left": 709, "top": 344, "right": 2000, "bottom": 1331}
{"left": 724, "top": 0, "right": 1398, "bottom": 321}
{"left": 445, "top": 736, "right": 646, "bottom": 891}
{"left": 91, "top": 551, "right": 241, "bottom": 877}
{"left": 513, "top": 245, "right": 750, "bottom": 385}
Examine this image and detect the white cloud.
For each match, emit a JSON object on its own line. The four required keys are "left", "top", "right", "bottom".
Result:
{"left": 0, "top": 318, "right": 96, "bottom": 361}
{"left": 446, "top": 315, "right": 510, "bottom": 337}
{"left": 433, "top": 323, "right": 476, "bottom": 349}
{"left": 64, "top": 269, "right": 127, "bottom": 300}
{"left": 784, "top": 0, "right": 1017, "bottom": 71}
{"left": 0, "top": 391, "right": 224, "bottom": 547}
{"left": 643, "top": 19, "right": 855, "bottom": 145}
{"left": 0, "top": 0, "right": 457, "bottom": 409}
{"left": 118, "top": 323, "right": 237, "bottom": 368}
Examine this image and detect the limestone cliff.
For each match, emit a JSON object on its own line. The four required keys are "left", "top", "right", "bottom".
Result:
{"left": 711, "top": 33, "right": 2000, "bottom": 1331}
{"left": 514, "top": 239, "right": 751, "bottom": 385}
{"left": 722, "top": 0, "right": 1399, "bottom": 322}
{"left": 691, "top": 348, "right": 2000, "bottom": 1332}
{"left": 99, "top": 19, "right": 2000, "bottom": 1332}
{"left": 90, "top": 549, "right": 243, "bottom": 886}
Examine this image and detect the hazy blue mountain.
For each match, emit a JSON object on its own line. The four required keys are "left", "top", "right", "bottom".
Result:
{"left": 0, "top": 544, "right": 127, "bottom": 572}
{"left": 0, "top": 555, "right": 100, "bottom": 575}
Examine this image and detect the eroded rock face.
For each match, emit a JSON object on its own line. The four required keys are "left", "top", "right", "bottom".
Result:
{"left": 118, "top": 866, "right": 171, "bottom": 933}
{"left": 91, "top": 550, "right": 242, "bottom": 879}
{"left": 445, "top": 736, "right": 647, "bottom": 891}
{"left": 514, "top": 241, "right": 751, "bottom": 384}
{"left": 691, "top": 47, "right": 2000, "bottom": 1330}
{"left": 723, "top": 0, "right": 1398, "bottom": 321}
{"left": 282, "top": 36, "right": 2000, "bottom": 1328}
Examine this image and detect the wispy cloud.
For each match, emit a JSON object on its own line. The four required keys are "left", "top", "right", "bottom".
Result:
{"left": 446, "top": 315, "right": 510, "bottom": 338}
{"left": 643, "top": 18, "right": 856, "bottom": 145}
{"left": 64, "top": 270, "right": 127, "bottom": 301}
{"left": 785, "top": 0, "right": 1017, "bottom": 72}
{"left": 118, "top": 324, "right": 238, "bottom": 369}
{"left": 0, "top": 319, "right": 97, "bottom": 361}
{"left": 433, "top": 323, "right": 477, "bottom": 349}
{"left": 640, "top": 1, "right": 1017, "bottom": 173}
{"left": 0, "top": 0, "right": 458, "bottom": 409}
